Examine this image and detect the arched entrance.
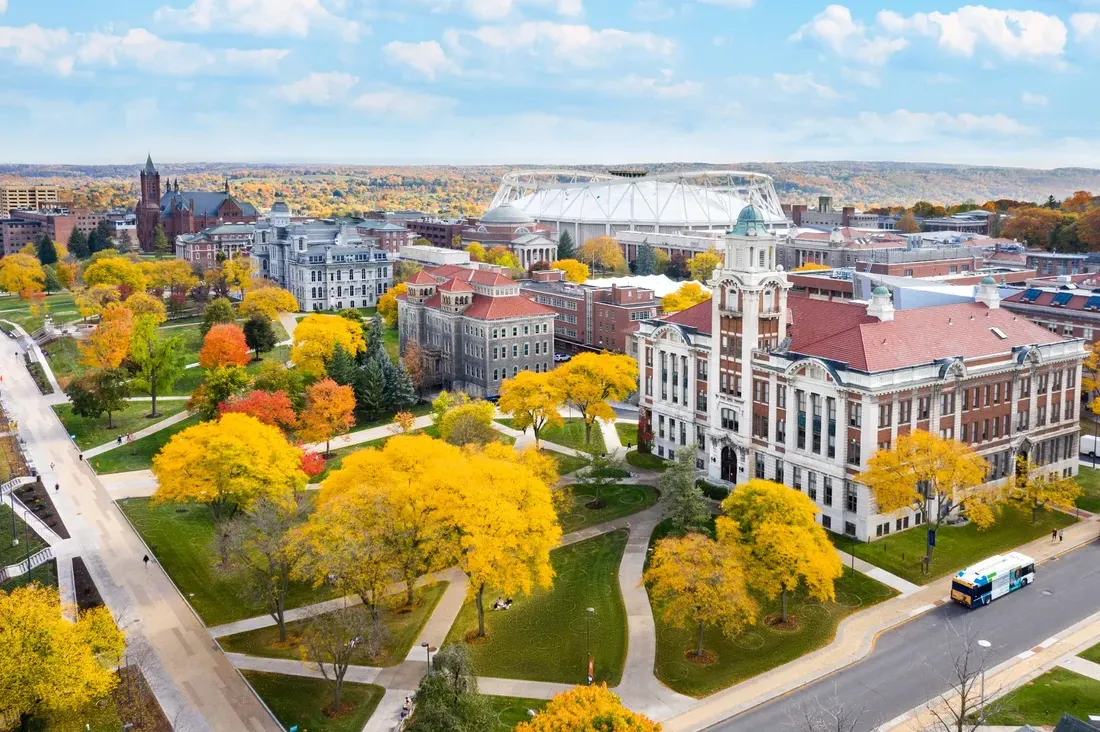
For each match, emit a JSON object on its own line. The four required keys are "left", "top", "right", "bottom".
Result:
{"left": 721, "top": 445, "right": 737, "bottom": 484}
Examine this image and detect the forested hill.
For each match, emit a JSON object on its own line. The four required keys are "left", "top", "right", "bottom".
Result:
{"left": 3, "top": 161, "right": 1099, "bottom": 213}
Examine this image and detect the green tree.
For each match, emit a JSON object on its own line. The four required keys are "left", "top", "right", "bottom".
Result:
{"left": 242, "top": 313, "right": 277, "bottom": 358}
{"left": 581, "top": 452, "right": 623, "bottom": 510}
{"left": 390, "top": 360, "right": 419, "bottom": 411}
{"left": 153, "top": 224, "right": 170, "bottom": 254}
{"left": 87, "top": 220, "right": 114, "bottom": 254}
{"left": 201, "top": 296, "right": 235, "bottom": 336}
{"left": 663, "top": 445, "right": 710, "bottom": 535}
{"left": 556, "top": 230, "right": 575, "bottom": 260}
{"left": 325, "top": 344, "right": 359, "bottom": 388}
{"left": 634, "top": 243, "right": 657, "bottom": 276}
{"left": 66, "top": 368, "right": 131, "bottom": 429}
{"left": 365, "top": 315, "right": 387, "bottom": 365}
{"left": 35, "top": 235, "right": 57, "bottom": 265}
{"left": 354, "top": 358, "right": 386, "bottom": 420}
{"left": 408, "top": 644, "right": 494, "bottom": 732}
{"left": 191, "top": 365, "right": 250, "bottom": 419}
{"left": 42, "top": 267, "right": 61, "bottom": 293}
{"left": 67, "top": 228, "right": 90, "bottom": 259}
{"left": 130, "top": 321, "right": 187, "bottom": 418}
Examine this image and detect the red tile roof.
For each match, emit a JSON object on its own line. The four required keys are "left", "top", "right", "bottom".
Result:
{"left": 426, "top": 264, "right": 468, "bottom": 279}
{"left": 405, "top": 271, "right": 436, "bottom": 285}
{"left": 437, "top": 278, "right": 474, "bottom": 292}
{"left": 469, "top": 270, "right": 515, "bottom": 287}
{"left": 792, "top": 228, "right": 908, "bottom": 249}
{"left": 787, "top": 295, "right": 1064, "bottom": 371}
{"left": 425, "top": 264, "right": 516, "bottom": 287}
{"left": 661, "top": 300, "right": 712, "bottom": 335}
{"left": 464, "top": 295, "right": 553, "bottom": 320}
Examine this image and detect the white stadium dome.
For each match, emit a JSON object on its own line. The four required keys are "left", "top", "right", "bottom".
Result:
{"left": 489, "top": 169, "right": 789, "bottom": 243}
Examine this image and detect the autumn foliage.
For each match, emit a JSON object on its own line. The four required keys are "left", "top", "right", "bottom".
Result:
{"left": 661, "top": 282, "right": 711, "bottom": 313}
{"left": 377, "top": 282, "right": 407, "bottom": 328}
{"left": 79, "top": 302, "right": 133, "bottom": 369}
{"left": 199, "top": 323, "right": 251, "bottom": 368}
{"left": 300, "top": 451, "right": 326, "bottom": 478}
{"left": 219, "top": 389, "right": 299, "bottom": 431}
{"left": 515, "top": 684, "right": 660, "bottom": 731}
{"left": 292, "top": 313, "right": 366, "bottom": 376}
{"left": 240, "top": 286, "right": 299, "bottom": 320}
{"left": 298, "top": 378, "right": 356, "bottom": 454}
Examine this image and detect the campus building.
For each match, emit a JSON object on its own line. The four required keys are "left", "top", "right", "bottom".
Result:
{"left": 634, "top": 206, "right": 1085, "bottom": 542}
{"left": 174, "top": 223, "right": 254, "bottom": 268}
{"left": 0, "top": 184, "right": 59, "bottom": 214}
{"left": 397, "top": 265, "right": 556, "bottom": 398}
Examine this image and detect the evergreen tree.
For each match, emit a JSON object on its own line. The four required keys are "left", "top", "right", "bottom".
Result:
{"left": 153, "top": 224, "right": 170, "bottom": 254}
{"left": 242, "top": 314, "right": 277, "bottom": 357}
{"left": 354, "top": 358, "right": 387, "bottom": 420}
{"left": 391, "top": 360, "right": 419, "bottom": 410}
{"left": 365, "top": 315, "right": 387, "bottom": 364}
{"left": 117, "top": 229, "right": 136, "bottom": 253}
{"left": 326, "top": 344, "right": 359, "bottom": 388}
{"left": 407, "top": 644, "right": 494, "bottom": 732}
{"left": 68, "top": 228, "right": 90, "bottom": 259}
{"left": 35, "top": 234, "right": 58, "bottom": 265}
{"left": 42, "top": 267, "right": 61, "bottom": 292}
{"left": 201, "top": 297, "right": 235, "bottom": 336}
{"left": 663, "top": 445, "right": 710, "bottom": 536}
{"left": 556, "top": 230, "right": 575, "bottom": 260}
{"left": 634, "top": 243, "right": 657, "bottom": 276}
{"left": 380, "top": 356, "right": 400, "bottom": 410}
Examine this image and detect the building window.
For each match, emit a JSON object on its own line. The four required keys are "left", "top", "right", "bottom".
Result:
{"left": 898, "top": 399, "right": 911, "bottom": 424}
{"left": 848, "top": 402, "right": 861, "bottom": 428}
{"left": 822, "top": 515, "right": 832, "bottom": 530}
{"left": 878, "top": 403, "right": 892, "bottom": 428}
{"left": 941, "top": 391, "right": 955, "bottom": 415}
{"left": 917, "top": 397, "right": 930, "bottom": 420}
{"left": 848, "top": 438, "right": 861, "bottom": 465}
{"left": 793, "top": 466, "right": 802, "bottom": 490}
{"left": 776, "top": 418, "right": 786, "bottom": 444}
{"left": 845, "top": 482, "right": 857, "bottom": 512}
{"left": 777, "top": 384, "right": 786, "bottom": 409}
{"left": 808, "top": 472, "right": 817, "bottom": 502}
{"left": 775, "top": 460, "right": 784, "bottom": 484}
{"left": 823, "top": 477, "right": 833, "bottom": 507}
{"left": 755, "top": 453, "right": 765, "bottom": 479}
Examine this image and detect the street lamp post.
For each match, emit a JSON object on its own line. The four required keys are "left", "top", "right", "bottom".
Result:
{"left": 422, "top": 642, "right": 431, "bottom": 667}
{"left": 977, "top": 639, "right": 992, "bottom": 723}
{"left": 585, "top": 607, "right": 595, "bottom": 685}
{"left": 9, "top": 494, "right": 17, "bottom": 548}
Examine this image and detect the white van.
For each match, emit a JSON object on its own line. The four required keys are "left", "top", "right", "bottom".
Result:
{"left": 1081, "top": 433, "right": 1100, "bottom": 459}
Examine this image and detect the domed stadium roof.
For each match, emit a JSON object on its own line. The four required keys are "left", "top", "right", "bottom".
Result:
{"left": 480, "top": 204, "right": 536, "bottom": 226}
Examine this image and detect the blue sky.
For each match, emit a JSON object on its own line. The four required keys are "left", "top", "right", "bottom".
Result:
{"left": 1, "top": 0, "right": 1099, "bottom": 166}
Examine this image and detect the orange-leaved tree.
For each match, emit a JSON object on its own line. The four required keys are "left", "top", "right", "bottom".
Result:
{"left": 219, "top": 389, "right": 299, "bottom": 432}
{"left": 79, "top": 302, "right": 133, "bottom": 369}
{"left": 199, "top": 322, "right": 251, "bottom": 368}
{"left": 298, "top": 378, "right": 356, "bottom": 455}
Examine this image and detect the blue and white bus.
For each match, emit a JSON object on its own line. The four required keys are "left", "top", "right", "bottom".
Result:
{"left": 950, "top": 552, "right": 1036, "bottom": 609}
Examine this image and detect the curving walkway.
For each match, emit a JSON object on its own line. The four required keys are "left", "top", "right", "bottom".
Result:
{"left": 81, "top": 410, "right": 193, "bottom": 459}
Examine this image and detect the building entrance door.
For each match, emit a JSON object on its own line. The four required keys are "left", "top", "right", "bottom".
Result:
{"left": 721, "top": 445, "right": 737, "bottom": 484}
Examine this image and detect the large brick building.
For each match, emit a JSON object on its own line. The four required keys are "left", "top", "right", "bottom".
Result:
{"left": 398, "top": 265, "right": 556, "bottom": 398}
{"left": 136, "top": 155, "right": 257, "bottom": 252}
{"left": 0, "top": 218, "right": 42, "bottom": 256}
{"left": 12, "top": 207, "right": 106, "bottom": 248}
{"left": 635, "top": 206, "right": 1085, "bottom": 542}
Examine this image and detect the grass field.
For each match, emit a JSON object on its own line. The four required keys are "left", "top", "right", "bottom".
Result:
{"left": 487, "top": 696, "right": 549, "bottom": 731}
{"left": 1075, "top": 467, "right": 1100, "bottom": 513}
{"left": 559, "top": 484, "right": 659, "bottom": 534}
{"left": 541, "top": 449, "right": 589, "bottom": 476}
{"left": 981, "top": 667, "right": 1100, "bottom": 726}
{"left": 0, "top": 293, "right": 76, "bottom": 332}
{"left": 648, "top": 518, "right": 896, "bottom": 698}
{"left": 443, "top": 530, "right": 629, "bottom": 686}
{"left": 241, "top": 671, "right": 384, "bottom": 732}
{"left": 626, "top": 450, "right": 668, "bottom": 472}
{"left": 1080, "top": 640, "right": 1100, "bottom": 665}
{"left": 831, "top": 505, "right": 1076, "bottom": 585}
{"left": 220, "top": 582, "right": 448, "bottom": 667}
{"left": 117, "top": 497, "right": 330, "bottom": 626}
{"left": 0, "top": 502, "right": 47, "bottom": 567}
{"left": 54, "top": 400, "right": 189, "bottom": 451}
{"left": 498, "top": 417, "right": 605, "bottom": 454}
{"left": 42, "top": 336, "right": 83, "bottom": 386}
{"left": 90, "top": 414, "right": 204, "bottom": 474}
{"left": 614, "top": 422, "right": 639, "bottom": 447}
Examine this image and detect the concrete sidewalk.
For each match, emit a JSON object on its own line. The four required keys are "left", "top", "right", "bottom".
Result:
{"left": 82, "top": 410, "right": 192, "bottom": 459}
{"left": 303, "top": 414, "right": 434, "bottom": 454}
{"left": 833, "top": 547, "right": 922, "bottom": 596}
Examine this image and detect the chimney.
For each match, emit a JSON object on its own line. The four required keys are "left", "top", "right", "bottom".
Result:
{"left": 976, "top": 276, "right": 1000, "bottom": 309}
{"left": 867, "top": 285, "right": 895, "bottom": 321}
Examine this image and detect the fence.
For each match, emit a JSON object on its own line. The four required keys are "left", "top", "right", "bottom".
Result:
{"left": 0, "top": 545, "right": 54, "bottom": 583}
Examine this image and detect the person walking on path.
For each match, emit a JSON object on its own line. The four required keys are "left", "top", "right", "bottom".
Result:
{"left": 143, "top": 554, "right": 150, "bottom": 569}
{"left": 1059, "top": 530, "right": 1064, "bottom": 543}
{"left": 1052, "top": 529, "right": 1058, "bottom": 542}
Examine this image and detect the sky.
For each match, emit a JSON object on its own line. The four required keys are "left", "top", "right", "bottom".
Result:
{"left": 1, "top": 0, "right": 1099, "bottom": 166}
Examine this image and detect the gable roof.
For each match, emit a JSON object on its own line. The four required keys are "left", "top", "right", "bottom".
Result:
{"left": 438, "top": 278, "right": 474, "bottom": 292}
{"left": 160, "top": 191, "right": 258, "bottom": 217}
{"left": 661, "top": 299, "right": 712, "bottom": 335}
{"left": 405, "top": 271, "right": 436, "bottom": 285}
{"left": 463, "top": 295, "right": 553, "bottom": 320}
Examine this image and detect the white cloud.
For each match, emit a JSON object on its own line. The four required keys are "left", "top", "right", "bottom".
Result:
{"left": 1072, "top": 13, "right": 1100, "bottom": 43}
{"left": 465, "top": 0, "right": 583, "bottom": 21}
{"left": 384, "top": 40, "right": 459, "bottom": 80}
{"left": 773, "top": 72, "right": 839, "bottom": 99}
{"left": 600, "top": 70, "right": 702, "bottom": 98}
{"left": 0, "top": 25, "right": 287, "bottom": 76}
{"left": 697, "top": 0, "right": 754, "bottom": 7}
{"left": 279, "top": 71, "right": 358, "bottom": 104}
{"left": 0, "top": 1, "right": 7, "bottom": 15}
{"left": 850, "top": 109, "right": 1035, "bottom": 143}
{"left": 447, "top": 21, "right": 674, "bottom": 66}
{"left": 840, "top": 66, "right": 880, "bottom": 87}
{"left": 790, "top": 5, "right": 908, "bottom": 66}
{"left": 155, "top": 0, "right": 358, "bottom": 40}
{"left": 633, "top": 0, "right": 676, "bottom": 22}
{"left": 350, "top": 89, "right": 456, "bottom": 119}
{"left": 877, "top": 6, "right": 1066, "bottom": 62}
{"left": 1021, "top": 91, "right": 1048, "bottom": 106}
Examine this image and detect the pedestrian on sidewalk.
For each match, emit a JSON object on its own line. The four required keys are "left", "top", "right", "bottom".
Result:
{"left": 143, "top": 554, "right": 149, "bottom": 568}
{"left": 54, "top": 483, "right": 59, "bottom": 492}
{"left": 1059, "top": 530, "right": 1064, "bottom": 543}
{"left": 1052, "top": 529, "right": 1058, "bottom": 542}
{"left": 49, "top": 461, "right": 54, "bottom": 470}
{"left": 116, "top": 435, "right": 122, "bottom": 446}
{"left": 78, "top": 453, "right": 83, "bottom": 462}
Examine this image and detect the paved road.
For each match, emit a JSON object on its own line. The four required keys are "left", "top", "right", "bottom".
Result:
{"left": 709, "top": 537, "right": 1100, "bottom": 732}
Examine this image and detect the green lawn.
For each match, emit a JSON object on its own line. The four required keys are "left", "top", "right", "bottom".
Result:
{"left": 541, "top": 449, "right": 589, "bottom": 476}
{"left": 981, "top": 667, "right": 1100, "bottom": 726}
{"left": 90, "top": 414, "right": 205, "bottom": 474}
{"left": 0, "top": 293, "right": 76, "bottom": 332}
{"left": 499, "top": 417, "right": 605, "bottom": 454}
{"left": 487, "top": 696, "right": 549, "bottom": 731}
{"left": 559, "top": 484, "right": 659, "bottom": 534}
{"left": 43, "top": 336, "right": 84, "bottom": 386}
{"left": 348, "top": 400, "right": 433, "bottom": 434}
{"left": 1, "top": 559, "right": 57, "bottom": 592}
{"left": 220, "top": 582, "right": 448, "bottom": 667}
{"left": 648, "top": 518, "right": 897, "bottom": 698}
{"left": 626, "top": 450, "right": 668, "bottom": 472}
{"left": 117, "top": 497, "right": 331, "bottom": 626}
{"left": 1080, "top": 640, "right": 1100, "bottom": 665}
{"left": 614, "top": 422, "right": 639, "bottom": 448}
{"left": 241, "top": 671, "right": 384, "bottom": 732}
{"left": 443, "top": 530, "right": 629, "bottom": 686}
{"left": 54, "top": 400, "right": 189, "bottom": 451}
{"left": 1075, "top": 467, "right": 1100, "bottom": 513}
{"left": 0, "top": 502, "right": 47, "bottom": 568}
{"left": 833, "top": 505, "right": 1076, "bottom": 585}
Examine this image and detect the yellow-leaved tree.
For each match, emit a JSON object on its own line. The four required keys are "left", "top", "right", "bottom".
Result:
{"left": 717, "top": 479, "right": 842, "bottom": 623}
{"left": 298, "top": 378, "right": 356, "bottom": 455}
{"left": 82, "top": 256, "right": 148, "bottom": 292}
{"left": 857, "top": 430, "right": 991, "bottom": 571}
{"left": 515, "top": 684, "right": 661, "bottom": 732}
{"left": 550, "top": 258, "right": 590, "bottom": 283}
{"left": 240, "top": 286, "right": 299, "bottom": 320}
{"left": 644, "top": 531, "right": 757, "bottom": 660}
{"left": 74, "top": 284, "right": 121, "bottom": 321}
{"left": 291, "top": 313, "right": 366, "bottom": 376}
{"left": 0, "top": 252, "right": 46, "bottom": 298}
{"left": 1009, "top": 457, "right": 1082, "bottom": 523}
{"left": 498, "top": 370, "right": 564, "bottom": 447}
{"left": 465, "top": 242, "right": 486, "bottom": 262}
{"left": 661, "top": 282, "right": 711, "bottom": 314}
{"left": 123, "top": 291, "right": 167, "bottom": 328}
{"left": 377, "top": 282, "right": 407, "bottom": 328}
{"left": 79, "top": 302, "right": 133, "bottom": 370}
{"left": 792, "top": 262, "right": 831, "bottom": 272}
{"left": 152, "top": 412, "right": 305, "bottom": 523}
{"left": 550, "top": 352, "right": 637, "bottom": 447}
{"left": 687, "top": 249, "right": 723, "bottom": 283}
{"left": 437, "top": 396, "right": 498, "bottom": 446}
{"left": 577, "top": 236, "right": 626, "bottom": 273}
{"left": 0, "top": 585, "right": 125, "bottom": 726}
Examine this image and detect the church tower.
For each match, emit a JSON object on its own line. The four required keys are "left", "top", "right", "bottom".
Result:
{"left": 137, "top": 154, "right": 162, "bottom": 253}
{"left": 706, "top": 205, "right": 791, "bottom": 485}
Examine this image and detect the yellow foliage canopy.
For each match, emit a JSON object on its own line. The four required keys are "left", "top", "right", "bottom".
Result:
{"left": 123, "top": 291, "right": 167, "bottom": 328}
{"left": 79, "top": 302, "right": 133, "bottom": 369}
{"left": 74, "top": 284, "right": 121, "bottom": 319}
{"left": 515, "top": 684, "right": 661, "bottom": 732}
{"left": 661, "top": 282, "right": 711, "bottom": 313}
{"left": 298, "top": 378, "right": 356, "bottom": 451}
{"left": 498, "top": 370, "right": 564, "bottom": 447}
{"left": 152, "top": 412, "right": 306, "bottom": 520}
{"left": 82, "top": 257, "right": 148, "bottom": 292}
{"left": 792, "top": 262, "right": 831, "bottom": 272}
{"left": 687, "top": 250, "right": 723, "bottom": 282}
{"left": 550, "top": 258, "right": 590, "bottom": 283}
{"left": 0, "top": 252, "right": 46, "bottom": 298}
{"left": 577, "top": 236, "right": 626, "bottom": 272}
{"left": 550, "top": 352, "right": 637, "bottom": 440}
{"left": 240, "top": 286, "right": 299, "bottom": 320}
{"left": 377, "top": 282, "right": 407, "bottom": 328}
{"left": 291, "top": 313, "right": 366, "bottom": 376}
{"left": 1009, "top": 457, "right": 1082, "bottom": 521}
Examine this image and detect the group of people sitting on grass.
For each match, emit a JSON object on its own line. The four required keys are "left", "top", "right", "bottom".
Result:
{"left": 492, "top": 596, "right": 514, "bottom": 611}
